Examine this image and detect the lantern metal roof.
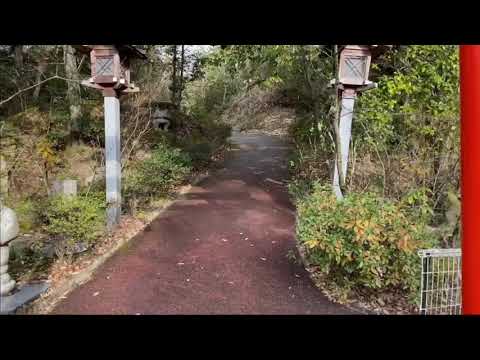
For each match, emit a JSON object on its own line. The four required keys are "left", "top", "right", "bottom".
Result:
{"left": 339, "top": 45, "right": 397, "bottom": 60}
{"left": 73, "top": 45, "right": 147, "bottom": 60}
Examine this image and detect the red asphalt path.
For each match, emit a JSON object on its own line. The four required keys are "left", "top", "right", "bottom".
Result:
{"left": 52, "top": 131, "right": 354, "bottom": 314}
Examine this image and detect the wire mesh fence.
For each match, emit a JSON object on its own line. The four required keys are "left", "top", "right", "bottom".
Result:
{"left": 418, "top": 248, "right": 461, "bottom": 315}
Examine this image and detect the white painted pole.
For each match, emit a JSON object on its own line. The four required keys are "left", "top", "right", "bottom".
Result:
{"left": 104, "top": 94, "right": 121, "bottom": 230}
{"left": 333, "top": 89, "right": 356, "bottom": 200}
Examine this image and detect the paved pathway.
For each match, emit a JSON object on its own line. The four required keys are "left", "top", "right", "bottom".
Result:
{"left": 52, "top": 131, "right": 354, "bottom": 314}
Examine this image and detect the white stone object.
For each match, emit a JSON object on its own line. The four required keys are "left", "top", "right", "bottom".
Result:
{"left": 0, "top": 246, "right": 15, "bottom": 295}
{"left": 52, "top": 179, "right": 78, "bottom": 196}
{"left": 0, "top": 206, "right": 19, "bottom": 295}
{"left": 1, "top": 206, "right": 19, "bottom": 246}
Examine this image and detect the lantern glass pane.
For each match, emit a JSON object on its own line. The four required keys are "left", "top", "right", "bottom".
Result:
{"left": 341, "top": 55, "right": 367, "bottom": 82}
{"left": 95, "top": 56, "right": 114, "bottom": 76}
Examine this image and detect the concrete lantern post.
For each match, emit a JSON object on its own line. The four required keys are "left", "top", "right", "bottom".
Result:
{"left": 332, "top": 88, "right": 357, "bottom": 200}
{"left": 104, "top": 89, "right": 122, "bottom": 227}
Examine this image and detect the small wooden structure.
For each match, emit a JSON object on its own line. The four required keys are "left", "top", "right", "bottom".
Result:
{"left": 338, "top": 45, "right": 373, "bottom": 86}
{"left": 336, "top": 45, "right": 394, "bottom": 87}
{"left": 74, "top": 45, "right": 147, "bottom": 95}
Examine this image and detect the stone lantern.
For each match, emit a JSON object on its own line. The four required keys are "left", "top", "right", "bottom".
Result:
{"left": 152, "top": 101, "right": 176, "bottom": 131}
{"left": 0, "top": 206, "right": 19, "bottom": 296}
{"left": 1, "top": 205, "right": 49, "bottom": 314}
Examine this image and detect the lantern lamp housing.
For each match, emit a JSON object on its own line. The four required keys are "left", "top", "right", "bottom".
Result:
{"left": 90, "top": 45, "right": 121, "bottom": 86}
{"left": 75, "top": 45, "right": 147, "bottom": 93}
{"left": 338, "top": 45, "right": 372, "bottom": 86}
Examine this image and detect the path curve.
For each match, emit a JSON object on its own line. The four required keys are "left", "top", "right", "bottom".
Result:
{"left": 52, "top": 131, "right": 354, "bottom": 314}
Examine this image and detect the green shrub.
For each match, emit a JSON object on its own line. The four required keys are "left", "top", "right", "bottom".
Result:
{"left": 185, "top": 142, "right": 213, "bottom": 168}
{"left": 296, "top": 183, "right": 436, "bottom": 299}
{"left": 124, "top": 143, "right": 192, "bottom": 207}
{"left": 43, "top": 192, "right": 106, "bottom": 248}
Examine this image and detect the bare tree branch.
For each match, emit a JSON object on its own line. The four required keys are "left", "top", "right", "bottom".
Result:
{"left": 0, "top": 75, "right": 82, "bottom": 107}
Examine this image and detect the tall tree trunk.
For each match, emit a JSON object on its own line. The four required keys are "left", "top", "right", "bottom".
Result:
{"left": 13, "top": 45, "right": 25, "bottom": 111}
{"left": 171, "top": 45, "right": 178, "bottom": 106}
{"left": 64, "top": 45, "right": 82, "bottom": 145}
{"left": 33, "top": 58, "right": 48, "bottom": 101}
{"left": 178, "top": 45, "right": 185, "bottom": 106}
{"left": 13, "top": 45, "right": 23, "bottom": 69}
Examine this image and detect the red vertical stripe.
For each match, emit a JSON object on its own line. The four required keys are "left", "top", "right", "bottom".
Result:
{"left": 460, "top": 45, "right": 480, "bottom": 315}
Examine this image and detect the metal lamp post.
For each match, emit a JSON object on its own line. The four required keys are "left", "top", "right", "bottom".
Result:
{"left": 76, "top": 45, "right": 146, "bottom": 230}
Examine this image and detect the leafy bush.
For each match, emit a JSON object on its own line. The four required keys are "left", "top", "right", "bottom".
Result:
{"left": 184, "top": 142, "right": 213, "bottom": 168}
{"left": 124, "top": 143, "right": 192, "bottom": 207}
{"left": 350, "top": 46, "right": 460, "bottom": 220}
{"left": 296, "top": 183, "right": 436, "bottom": 299}
{"left": 184, "top": 60, "right": 242, "bottom": 121}
{"left": 43, "top": 192, "right": 106, "bottom": 251}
